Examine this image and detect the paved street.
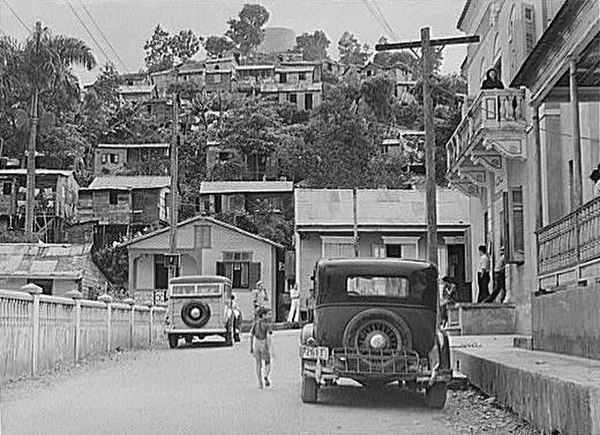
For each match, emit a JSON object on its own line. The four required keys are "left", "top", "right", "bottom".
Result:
{"left": 2, "top": 330, "right": 457, "bottom": 435}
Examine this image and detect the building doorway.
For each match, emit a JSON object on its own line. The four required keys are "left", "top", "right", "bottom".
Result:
{"left": 154, "top": 254, "right": 169, "bottom": 289}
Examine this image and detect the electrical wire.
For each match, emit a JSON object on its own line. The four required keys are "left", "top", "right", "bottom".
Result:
{"left": 1, "top": 0, "right": 31, "bottom": 35}
{"left": 77, "top": 0, "right": 128, "bottom": 71}
{"left": 360, "top": 0, "right": 395, "bottom": 41}
{"left": 370, "top": 0, "right": 398, "bottom": 40}
{"left": 65, "top": 0, "right": 115, "bottom": 67}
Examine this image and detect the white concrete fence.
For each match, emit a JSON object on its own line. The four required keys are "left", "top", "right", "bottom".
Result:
{"left": 0, "top": 284, "right": 167, "bottom": 385}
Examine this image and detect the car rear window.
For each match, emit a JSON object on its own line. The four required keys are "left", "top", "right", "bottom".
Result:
{"left": 346, "top": 276, "right": 410, "bottom": 298}
{"left": 171, "top": 284, "right": 221, "bottom": 295}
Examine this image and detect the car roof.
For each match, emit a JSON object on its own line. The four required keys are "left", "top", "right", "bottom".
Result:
{"left": 169, "top": 275, "right": 231, "bottom": 285}
{"left": 315, "top": 258, "right": 436, "bottom": 275}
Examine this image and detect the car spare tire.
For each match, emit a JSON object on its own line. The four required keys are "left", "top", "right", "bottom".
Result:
{"left": 181, "top": 300, "right": 211, "bottom": 328}
{"left": 343, "top": 308, "right": 413, "bottom": 371}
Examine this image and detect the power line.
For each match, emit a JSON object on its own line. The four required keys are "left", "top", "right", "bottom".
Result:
{"left": 64, "top": 0, "right": 115, "bottom": 67}
{"left": 360, "top": 0, "right": 394, "bottom": 40}
{"left": 1, "top": 0, "right": 31, "bottom": 34}
{"left": 77, "top": 0, "right": 129, "bottom": 71}
{"left": 370, "top": 0, "right": 398, "bottom": 40}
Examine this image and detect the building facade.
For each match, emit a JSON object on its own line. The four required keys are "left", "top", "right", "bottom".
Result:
{"left": 294, "top": 188, "right": 479, "bottom": 316}
{"left": 0, "top": 169, "right": 78, "bottom": 243}
{"left": 199, "top": 181, "right": 294, "bottom": 216}
{"left": 125, "top": 215, "right": 285, "bottom": 320}
{"left": 78, "top": 176, "right": 170, "bottom": 244}
{"left": 447, "top": 0, "right": 599, "bottom": 334}
{"left": 94, "top": 143, "right": 169, "bottom": 176}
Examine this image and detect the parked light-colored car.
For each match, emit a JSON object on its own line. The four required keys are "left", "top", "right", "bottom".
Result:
{"left": 166, "top": 275, "right": 236, "bottom": 349}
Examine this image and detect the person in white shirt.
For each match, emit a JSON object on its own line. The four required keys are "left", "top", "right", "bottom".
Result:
{"left": 287, "top": 282, "right": 300, "bottom": 323}
{"left": 477, "top": 245, "right": 491, "bottom": 303}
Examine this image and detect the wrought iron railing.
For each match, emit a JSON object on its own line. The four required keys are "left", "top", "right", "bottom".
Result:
{"left": 537, "top": 196, "right": 600, "bottom": 277}
{"left": 446, "top": 88, "right": 527, "bottom": 171}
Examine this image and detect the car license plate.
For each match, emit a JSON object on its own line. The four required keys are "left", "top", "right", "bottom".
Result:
{"left": 300, "top": 345, "right": 329, "bottom": 360}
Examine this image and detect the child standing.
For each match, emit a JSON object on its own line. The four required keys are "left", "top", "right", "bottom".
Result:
{"left": 250, "top": 306, "right": 273, "bottom": 389}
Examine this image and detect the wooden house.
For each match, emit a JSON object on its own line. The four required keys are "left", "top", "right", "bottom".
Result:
{"left": 0, "top": 169, "right": 78, "bottom": 242}
{"left": 94, "top": 143, "right": 170, "bottom": 176}
{"left": 78, "top": 176, "right": 170, "bottom": 244}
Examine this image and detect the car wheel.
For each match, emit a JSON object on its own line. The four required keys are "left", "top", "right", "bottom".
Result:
{"left": 343, "top": 308, "right": 413, "bottom": 370}
{"left": 425, "top": 382, "right": 448, "bottom": 409}
{"left": 168, "top": 335, "right": 179, "bottom": 349}
{"left": 181, "top": 300, "right": 211, "bottom": 328}
{"left": 301, "top": 376, "right": 318, "bottom": 403}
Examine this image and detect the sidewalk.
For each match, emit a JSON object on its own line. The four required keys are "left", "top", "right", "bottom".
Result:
{"left": 450, "top": 335, "right": 600, "bottom": 435}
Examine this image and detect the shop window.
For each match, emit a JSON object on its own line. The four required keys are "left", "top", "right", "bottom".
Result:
{"left": 217, "top": 253, "right": 259, "bottom": 289}
{"left": 322, "top": 237, "right": 355, "bottom": 258}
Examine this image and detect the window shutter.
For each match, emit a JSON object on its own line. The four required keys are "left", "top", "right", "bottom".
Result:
{"left": 509, "top": 187, "right": 525, "bottom": 263}
{"left": 249, "top": 262, "right": 261, "bottom": 288}
{"left": 216, "top": 261, "right": 225, "bottom": 277}
{"left": 522, "top": 4, "right": 536, "bottom": 55}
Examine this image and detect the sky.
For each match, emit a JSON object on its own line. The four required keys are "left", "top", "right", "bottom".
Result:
{"left": 0, "top": 0, "right": 467, "bottom": 85}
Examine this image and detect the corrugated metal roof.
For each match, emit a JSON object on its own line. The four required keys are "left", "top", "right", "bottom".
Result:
{"left": 295, "top": 189, "right": 471, "bottom": 227}
{"left": 86, "top": 176, "right": 171, "bottom": 191}
{"left": 0, "top": 243, "right": 94, "bottom": 279}
{"left": 0, "top": 169, "right": 73, "bottom": 177}
{"left": 200, "top": 181, "right": 294, "bottom": 194}
{"left": 237, "top": 65, "right": 275, "bottom": 70}
{"left": 118, "top": 85, "right": 155, "bottom": 94}
{"left": 275, "top": 66, "right": 315, "bottom": 73}
{"left": 97, "top": 143, "right": 169, "bottom": 149}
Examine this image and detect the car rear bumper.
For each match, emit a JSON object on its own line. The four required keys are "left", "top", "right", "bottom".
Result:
{"left": 301, "top": 347, "right": 452, "bottom": 384}
{"left": 166, "top": 328, "right": 227, "bottom": 335}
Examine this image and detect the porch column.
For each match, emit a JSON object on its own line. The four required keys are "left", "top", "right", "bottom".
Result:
{"left": 532, "top": 105, "right": 543, "bottom": 229}
{"left": 570, "top": 58, "right": 583, "bottom": 207}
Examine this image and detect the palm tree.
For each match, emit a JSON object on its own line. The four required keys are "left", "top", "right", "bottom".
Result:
{"left": 22, "top": 22, "right": 96, "bottom": 238}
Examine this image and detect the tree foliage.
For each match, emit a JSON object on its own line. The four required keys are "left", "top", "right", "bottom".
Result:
{"left": 338, "top": 31, "right": 370, "bottom": 66}
{"left": 295, "top": 30, "right": 330, "bottom": 61}
{"left": 144, "top": 25, "right": 201, "bottom": 72}
{"left": 204, "top": 35, "right": 236, "bottom": 58}
{"left": 226, "top": 4, "right": 270, "bottom": 56}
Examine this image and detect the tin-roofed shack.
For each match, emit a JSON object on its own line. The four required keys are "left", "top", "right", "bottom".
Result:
{"left": 0, "top": 243, "right": 109, "bottom": 298}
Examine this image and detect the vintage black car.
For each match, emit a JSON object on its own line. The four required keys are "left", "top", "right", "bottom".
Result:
{"left": 299, "top": 258, "right": 452, "bottom": 408}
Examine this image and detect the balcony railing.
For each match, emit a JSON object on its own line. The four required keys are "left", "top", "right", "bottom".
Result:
{"left": 446, "top": 88, "right": 527, "bottom": 170}
{"left": 537, "top": 196, "right": 600, "bottom": 282}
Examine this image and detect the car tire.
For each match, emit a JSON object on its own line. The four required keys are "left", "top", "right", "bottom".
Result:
{"left": 425, "top": 382, "right": 448, "bottom": 409}
{"left": 168, "top": 335, "right": 179, "bottom": 349}
{"left": 343, "top": 308, "right": 413, "bottom": 352}
{"left": 301, "top": 376, "right": 318, "bottom": 403}
{"left": 181, "top": 300, "right": 211, "bottom": 328}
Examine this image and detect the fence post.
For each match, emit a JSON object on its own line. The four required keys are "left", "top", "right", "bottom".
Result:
{"left": 124, "top": 298, "right": 135, "bottom": 349}
{"left": 98, "top": 294, "right": 113, "bottom": 353}
{"left": 147, "top": 301, "right": 154, "bottom": 346}
{"left": 66, "top": 290, "right": 82, "bottom": 364}
{"left": 22, "top": 283, "right": 42, "bottom": 377}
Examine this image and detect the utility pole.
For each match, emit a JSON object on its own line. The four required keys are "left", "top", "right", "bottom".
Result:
{"left": 168, "top": 93, "right": 180, "bottom": 281}
{"left": 376, "top": 29, "right": 479, "bottom": 267}
{"left": 25, "top": 90, "right": 39, "bottom": 239}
